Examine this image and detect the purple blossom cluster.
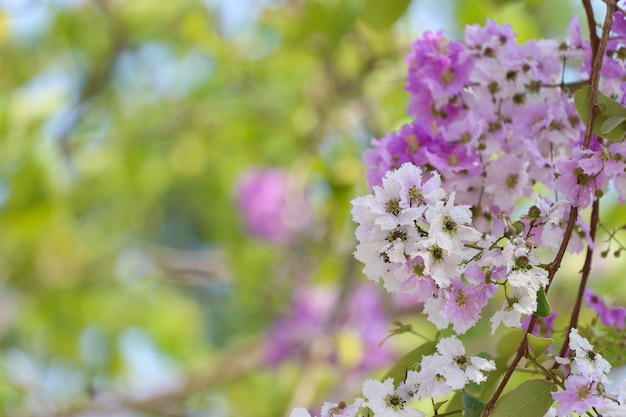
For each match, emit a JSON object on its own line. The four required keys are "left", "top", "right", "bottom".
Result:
{"left": 365, "top": 17, "right": 626, "bottom": 240}
{"left": 263, "top": 284, "right": 395, "bottom": 372}
{"left": 351, "top": 163, "right": 547, "bottom": 335}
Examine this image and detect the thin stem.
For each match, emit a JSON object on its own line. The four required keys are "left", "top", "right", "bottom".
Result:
{"left": 482, "top": 315, "right": 537, "bottom": 416}
{"left": 555, "top": 0, "right": 615, "bottom": 361}
{"left": 583, "top": 0, "right": 616, "bottom": 149}
{"left": 558, "top": 199, "right": 600, "bottom": 358}
{"left": 582, "top": 0, "right": 600, "bottom": 56}
{"left": 545, "top": 208, "right": 579, "bottom": 292}
{"left": 526, "top": 355, "right": 566, "bottom": 389}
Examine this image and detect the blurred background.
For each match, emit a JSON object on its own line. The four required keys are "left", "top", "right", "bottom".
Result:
{"left": 0, "top": 0, "right": 599, "bottom": 416}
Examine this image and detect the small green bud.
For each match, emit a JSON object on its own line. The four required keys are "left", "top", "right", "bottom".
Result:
{"left": 528, "top": 205, "right": 541, "bottom": 220}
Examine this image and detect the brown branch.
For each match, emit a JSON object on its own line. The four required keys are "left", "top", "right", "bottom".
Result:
{"left": 546, "top": 207, "right": 581, "bottom": 292}
{"left": 554, "top": 0, "right": 616, "bottom": 360}
{"left": 583, "top": 0, "right": 616, "bottom": 148}
{"left": 582, "top": 0, "right": 600, "bottom": 56}
{"left": 482, "top": 316, "right": 537, "bottom": 416}
{"left": 558, "top": 199, "right": 600, "bottom": 358}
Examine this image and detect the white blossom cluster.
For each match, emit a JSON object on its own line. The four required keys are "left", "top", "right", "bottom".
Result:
{"left": 352, "top": 162, "right": 549, "bottom": 335}
{"left": 291, "top": 336, "right": 495, "bottom": 417}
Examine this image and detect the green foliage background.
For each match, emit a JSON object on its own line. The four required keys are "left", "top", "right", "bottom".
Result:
{"left": 0, "top": 0, "right": 591, "bottom": 416}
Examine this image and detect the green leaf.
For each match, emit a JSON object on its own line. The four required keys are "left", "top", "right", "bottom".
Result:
{"left": 601, "top": 116, "right": 626, "bottom": 135}
{"left": 574, "top": 86, "right": 626, "bottom": 142}
{"left": 490, "top": 380, "right": 555, "bottom": 417}
{"left": 445, "top": 390, "right": 464, "bottom": 414}
{"left": 526, "top": 334, "right": 554, "bottom": 357}
{"left": 535, "top": 288, "right": 551, "bottom": 318}
{"left": 462, "top": 393, "right": 485, "bottom": 417}
{"left": 359, "top": 0, "right": 411, "bottom": 30}
{"left": 497, "top": 329, "right": 525, "bottom": 361}
{"left": 383, "top": 342, "right": 436, "bottom": 387}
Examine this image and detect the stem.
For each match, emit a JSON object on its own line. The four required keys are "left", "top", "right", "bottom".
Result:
{"left": 482, "top": 315, "right": 537, "bottom": 416}
{"left": 545, "top": 208, "right": 579, "bottom": 292}
{"left": 558, "top": 199, "right": 600, "bottom": 358}
{"left": 582, "top": 0, "right": 600, "bottom": 57}
{"left": 555, "top": 0, "right": 615, "bottom": 360}
{"left": 526, "top": 355, "right": 566, "bottom": 389}
{"left": 583, "top": 0, "right": 616, "bottom": 149}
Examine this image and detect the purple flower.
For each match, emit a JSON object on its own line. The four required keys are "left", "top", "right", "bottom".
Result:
{"left": 555, "top": 147, "right": 606, "bottom": 209}
{"left": 263, "top": 285, "right": 395, "bottom": 372}
{"left": 552, "top": 374, "right": 607, "bottom": 415}
{"left": 405, "top": 31, "right": 473, "bottom": 122}
{"left": 363, "top": 121, "right": 480, "bottom": 190}
{"left": 236, "top": 168, "right": 311, "bottom": 244}
{"left": 584, "top": 288, "right": 626, "bottom": 329}
{"left": 613, "top": 10, "right": 626, "bottom": 38}
{"left": 423, "top": 265, "right": 497, "bottom": 333}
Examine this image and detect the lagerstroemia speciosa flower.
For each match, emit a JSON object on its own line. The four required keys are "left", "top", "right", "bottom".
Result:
{"left": 552, "top": 329, "right": 612, "bottom": 414}
{"left": 293, "top": 11, "right": 626, "bottom": 417}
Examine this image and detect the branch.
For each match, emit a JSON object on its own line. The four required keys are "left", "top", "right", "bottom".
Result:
{"left": 558, "top": 199, "right": 600, "bottom": 359}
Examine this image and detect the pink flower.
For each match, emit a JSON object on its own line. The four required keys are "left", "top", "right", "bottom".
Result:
{"left": 236, "top": 168, "right": 311, "bottom": 244}
{"left": 406, "top": 31, "right": 473, "bottom": 121}
{"left": 552, "top": 374, "right": 607, "bottom": 415}
{"left": 423, "top": 265, "right": 497, "bottom": 334}
{"left": 555, "top": 147, "right": 606, "bottom": 209}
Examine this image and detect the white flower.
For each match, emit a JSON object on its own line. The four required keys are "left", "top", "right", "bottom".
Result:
{"left": 569, "top": 328, "right": 611, "bottom": 383}
{"left": 397, "top": 370, "right": 424, "bottom": 402}
{"left": 536, "top": 197, "right": 569, "bottom": 252}
{"left": 598, "top": 377, "right": 626, "bottom": 417}
{"left": 291, "top": 408, "right": 312, "bottom": 417}
{"left": 362, "top": 378, "right": 424, "bottom": 417}
{"left": 491, "top": 302, "right": 524, "bottom": 333}
{"left": 395, "top": 163, "right": 446, "bottom": 208}
{"left": 352, "top": 163, "right": 449, "bottom": 294}
{"left": 418, "top": 336, "right": 496, "bottom": 397}
{"left": 412, "top": 233, "right": 462, "bottom": 288}
{"left": 320, "top": 399, "right": 364, "bottom": 417}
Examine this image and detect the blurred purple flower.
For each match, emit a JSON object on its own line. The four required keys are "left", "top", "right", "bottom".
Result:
{"left": 584, "top": 288, "right": 626, "bottom": 329}
{"left": 235, "top": 168, "right": 311, "bottom": 244}
{"left": 522, "top": 311, "right": 556, "bottom": 339}
{"left": 264, "top": 284, "right": 395, "bottom": 372}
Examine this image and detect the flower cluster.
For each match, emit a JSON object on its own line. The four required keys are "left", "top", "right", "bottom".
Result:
{"left": 291, "top": 336, "right": 495, "bottom": 417}
{"left": 553, "top": 329, "right": 612, "bottom": 414}
{"left": 263, "top": 284, "right": 394, "bottom": 372}
{"left": 292, "top": 8, "right": 626, "bottom": 417}
{"left": 365, "top": 16, "right": 626, "bottom": 243}
{"left": 352, "top": 162, "right": 548, "bottom": 335}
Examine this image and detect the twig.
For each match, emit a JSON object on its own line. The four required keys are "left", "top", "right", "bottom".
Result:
{"left": 558, "top": 199, "right": 600, "bottom": 358}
